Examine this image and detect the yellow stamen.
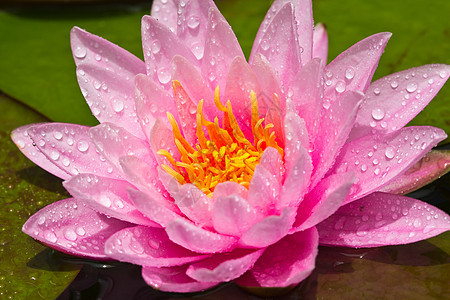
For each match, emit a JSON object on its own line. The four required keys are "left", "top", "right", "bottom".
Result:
{"left": 159, "top": 83, "right": 283, "bottom": 197}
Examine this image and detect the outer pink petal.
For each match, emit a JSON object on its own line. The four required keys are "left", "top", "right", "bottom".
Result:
{"left": 186, "top": 248, "right": 264, "bottom": 283}
{"left": 134, "top": 74, "right": 178, "bottom": 136}
{"left": 26, "top": 123, "right": 122, "bottom": 179}
{"left": 11, "top": 124, "right": 71, "bottom": 180}
{"left": 141, "top": 15, "right": 198, "bottom": 89}
{"left": 213, "top": 193, "right": 263, "bottom": 237}
{"left": 311, "top": 91, "right": 364, "bottom": 188}
{"left": 224, "top": 56, "right": 261, "bottom": 139}
{"left": 235, "top": 227, "right": 319, "bottom": 288}
{"left": 142, "top": 265, "right": 219, "bottom": 293}
{"left": 63, "top": 174, "right": 156, "bottom": 226}
{"left": 150, "top": 0, "right": 178, "bottom": 33}
{"left": 238, "top": 207, "right": 296, "bottom": 248}
{"left": 279, "top": 113, "right": 312, "bottom": 209}
{"left": 75, "top": 65, "right": 144, "bottom": 139}
{"left": 89, "top": 122, "right": 154, "bottom": 173}
{"left": 289, "top": 58, "right": 324, "bottom": 149}
{"left": 22, "top": 198, "right": 131, "bottom": 259}
{"left": 380, "top": 150, "right": 450, "bottom": 195}
{"left": 175, "top": 0, "right": 218, "bottom": 61}
{"left": 324, "top": 32, "right": 391, "bottom": 99}
{"left": 171, "top": 56, "right": 217, "bottom": 120}
{"left": 312, "top": 23, "right": 328, "bottom": 63}
{"left": 349, "top": 64, "right": 450, "bottom": 141}
{"left": 149, "top": 119, "right": 181, "bottom": 164}
{"left": 317, "top": 192, "right": 450, "bottom": 247}
{"left": 332, "top": 126, "right": 447, "bottom": 203}
{"left": 127, "top": 189, "right": 181, "bottom": 227}
{"left": 165, "top": 218, "right": 238, "bottom": 254}
{"left": 251, "top": 0, "right": 313, "bottom": 64}
{"left": 70, "top": 26, "right": 144, "bottom": 73}
{"left": 293, "top": 172, "right": 355, "bottom": 232}
{"left": 104, "top": 225, "right": 208, "bottom": 267}
{"left": 251, "top": 3, "right": 301, "bottom": 86}
{"left": 201, "top": 6, "right": 245, "bottom": 90}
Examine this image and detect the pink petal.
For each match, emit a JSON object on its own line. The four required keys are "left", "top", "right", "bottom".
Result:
{"left": 70, "top": 26, "right": 144, "bottom": 74}
{"left": 349, "top": 64, "right": 450, "bottom": 141}
{"left": 311, "top": 91, "right": 364, "bottom": 188}
{"left": 317, "top": 192, "right": 450, "bottom": 247}
{"left": 238, "top": 207, "right": 296, "bottom": 248}
{"left": 224, "top": 56, "right": 261, "bottom": 139}
{"left": 235, "top": 227, "right": 319, "bottom": 288}
{"left": 127, "top": 189, "right": 181, "bottom": 227}
{"left": 89, "top": 122, "right": 154, "bottom": 173}
{"left": 22, "top": 198, "right": 131, "bottom": 259}
{"left": 247, "top": 147, "right": 284, "bottom": 214}
{"left": 172, "top": 80, "right": 198, "bottom": 144}
{"left": 134, "top": 74, "right": 178, "bottom": 137}
{"left": 332, "top": 126, "right": 447, "bottom": 203}
{"left": 11, "top": 124, "right": 71, "bottom": 180}
{"left": 165, "top": 218, "right": 238, "bottom": 253}
{"left": 75, "top": 65, "right": 144, "bottom": 139}
{"left": 150, "top": 0, "right": 178, "bottom": 33}
{"left": 379, "top": 150, "right": 450, "bottom": 195}
{"left": 141, "top": 15, "right": 198, "bottom": 89}
{"left": 63, "top": 174, "right": 157, "bottom": 226}
{"left": 324, "top": 32, "right": 392, "bottom": 99}
{"left": 250, "top": 54, "right": 284, "bottom": 143}
{"left": 289, "top": 58, "right": 324, "bottom": 146}
{"left": 142, "top": 265, "right": 219, "bottom": 293}
{"left": 119, "top": 156, "right": 173, "bottom": 206}
{"left": 279, "top": 114, "right": 313, "bottom": 209}
{"left": 312, "top": 23, "right": 328, "bottom": 63}
{"left": 213, "top": 181, "right": 248, "bottom": 199}
{"left": 149, "top": 119, "right": 181, "bottom": 164}
{"left": 251, "top": 0, "right": 313, "bottom": 64}
{"left": 293, "top": 172, "right": 355, "bottom": 232}
{"left": 171, "top": 55, "right": 217, "bottom": 120}
{"left": 201, "top": 6, "right": 245, "bottom": 90}
{"left": 105, "top": 226, "right": 208, "bottom": 267}
{"left": 213, "top": 193, "right": 263, "bottom": 237}
{"left": 175, "top": 0, "right": 218, "bottom": 61}
{"left": 251, "top": 3, "right": 301, "bottom": 86}
{"left": 26, "top": 123, "right": 122, "bottom": 179}
{"left": 186, "top": 248, "right": 264, "bottom": 282}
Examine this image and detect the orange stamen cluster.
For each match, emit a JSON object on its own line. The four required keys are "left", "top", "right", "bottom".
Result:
{"left": 158, "top": 83, "right": 283, "bottom": 197}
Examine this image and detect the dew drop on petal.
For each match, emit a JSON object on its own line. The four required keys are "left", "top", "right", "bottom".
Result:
{"left": 99, "top": 195, "right": 112, "bottom": 208}
{"left": 64, "top": 229, "right": 77, "bottom": 241}
{"left": 371, "top": 108, "right": 385, "bottom": 120}
{"left": 345, "top": 67, "right": 355, "bottom": 80}
{"left": 385, "top": 147, "right": 395, "bottom": 159}
{"left": 77, "top": 141, "right": 89, "bottom": 152}
{"left": 373, "top": 88, "right": 381, "bottom": 95}
{"left": 151, "top": 40, "right": 161, "bottom": 54}
{"left": 406, "top": 83, "right": 418, "bottom": 93}
{"left": 50, "top": 151, "right": 60, "bottom": 161}
{"left": 76, "top": 227, "right": 86, "bottom": 236}
{"left": 335, "top": 81, "right": 346, "bottom": 93}
{"left": 187, "top": 15, "right": 200, "bottom": 29}
{"left": 111, "top": 98, "right": 124, "bottom": 113}
{"left": 390, "top": 81, "right": 398, "bottom": 89}
{"left": 74, "top": 46, "right": 87, "bottom": 59}
{"left": 45, "top": 231, "right": 57, "bottom": 243}
{"left": 439, "top": 69, "right": 448, "bottom": 78}
{"left": 53, "top": 131, "right": 63, "bottom": 140}
{"left": 157, "top": 68, "right": 171, "bottom": 84}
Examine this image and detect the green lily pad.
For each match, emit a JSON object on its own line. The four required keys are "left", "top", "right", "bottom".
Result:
{"left": 0, "top": 93, "right": 80, "bottom": 299}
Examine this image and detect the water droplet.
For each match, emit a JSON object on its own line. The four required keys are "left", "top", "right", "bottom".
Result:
{"left": 77, "top": 141, "right": 89, "bottom": 152}
{"left": 99, "top": 195, "right": 112, "bottom": 208}
{"left": 111, "top": 99, "right": 124, "bottom": 112}
{"left": 187, "top": 15, "right": 200, "bottom": 29}
{"left": 385, "top": 147, "right": 395, "bottom": 159}
{"left": 334, "top": 216, "right": 346, "bottom": 230}
{"left": 149, "top": 239, "right": 160, "bottom": 249}
{"left": 50, "top": 151, "right": 60, "bottom": 161}
{"left": 371, "top": 108, "right": 385, "bottom": 120}
{"left": 390, "top": 81, "right": 398, "bottom": 89}
{"left": 76, "top": 227, "right": 86, "bottom": 236}
{"left": 44, "top": 231, "right": 57, "bottom": 243}
{"left": 345, "top": 67, "right": 355, "bottom": 80}
{"left": 190, "top": 42, "right": 203, "bottom": 59}
{"left": 361, "top": 164, "right": 367, "bottom": 172}
{"left": 335, "top": 81, "right": 346, "bottom": 93}
{"left": 151, "top": 40, "right": 161, "bottom": 54}
{"left": 93, "top": 81, "right": 102, "bottom": 90}
{"left": 439, "top": 69, "right": 448, "bottom": 78}
{"left": 53, "top": 131, "right": 63, "bottom": 140}
{"left": 157, "top": 68, "right": 171, "bottom": 84}
{"left": 373, "top": 88, "right": 381, "bottom": 95}
{"left": 260, "top": 39, "right": 270, "bottom": 51}
{"left": 413, "top": 218, "right": 422, "bottom": 228}
{"left": 38, "top": 216, "right": 46, "bottom": 225}
{"left": 64, "top": 229, "right": 77, "bottom": 241}
{"left": 322, "top": 99, "right": 331, "bottom": 109}
{"left": 406, "top": 83, "right": 417, "bottom": 93}
{"left": 74, "top": 46, "right": 87, "bottom": 59}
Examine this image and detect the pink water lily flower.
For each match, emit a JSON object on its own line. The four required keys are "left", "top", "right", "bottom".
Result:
{"left": 12, "top": 0, "right": 450, "bottom": 293}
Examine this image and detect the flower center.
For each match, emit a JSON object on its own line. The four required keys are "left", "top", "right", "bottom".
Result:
{"left": 158, "top": 82, "right": 283, "bottom": 197}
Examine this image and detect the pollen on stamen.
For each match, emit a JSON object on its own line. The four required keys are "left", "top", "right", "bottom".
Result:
{"left": 158, "top": 81, "right": 283, "bottom": 197}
